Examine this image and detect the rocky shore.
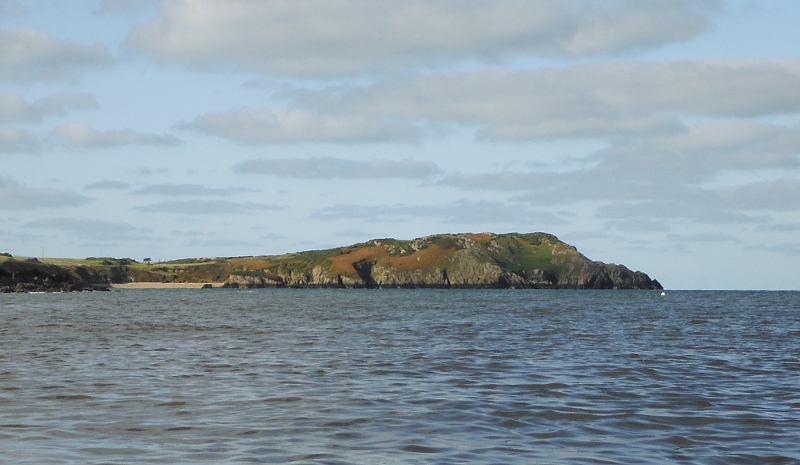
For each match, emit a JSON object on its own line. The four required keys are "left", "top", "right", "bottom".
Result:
{"left": 1, "top": 233, "right": 663, "bottom": 292}
{"left": 219, "top": 233, "right": 661, "bottom": 290}
{"left": 0, "top": 258, "right": 110, "bottom": 293}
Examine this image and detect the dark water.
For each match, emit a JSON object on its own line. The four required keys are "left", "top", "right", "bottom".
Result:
{"left": 0, "top": 290, "right": 798, "bottom": 464}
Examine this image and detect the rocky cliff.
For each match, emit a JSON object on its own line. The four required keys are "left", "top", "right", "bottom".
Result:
{"left": 1, "top": 232, "right": 662, "bottom": 292}
{"left": 221, "top": 232, "right": 662, "bottom": 290}
{"left": 0, "top": 258, "right": 110, "bottom": 293}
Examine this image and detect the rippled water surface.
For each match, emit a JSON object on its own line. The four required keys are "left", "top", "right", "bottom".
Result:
{"left": 1, "top": 289, "right": 798, "bottom": 464}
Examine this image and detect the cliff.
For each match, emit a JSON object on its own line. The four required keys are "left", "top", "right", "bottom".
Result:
{"left": 220, "top": 232, "right": 661, "bottom": 290}
{"left": 1, "top": 232, "right": 662, "bottom": 292}
{"left": 0, "top": 258, "right": 110, "bottom": 293}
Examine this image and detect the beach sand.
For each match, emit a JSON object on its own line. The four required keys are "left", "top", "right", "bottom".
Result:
{"left": 111, "top": 282, "right": 225, "bottom": 289}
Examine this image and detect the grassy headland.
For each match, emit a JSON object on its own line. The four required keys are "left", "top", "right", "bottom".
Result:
{"left": 2, "top": 232, "right": 662, "bottom": 291}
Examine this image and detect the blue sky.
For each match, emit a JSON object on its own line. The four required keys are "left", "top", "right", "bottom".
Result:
{"left": 1, "top": 0, "right": 799, "bottom": 290}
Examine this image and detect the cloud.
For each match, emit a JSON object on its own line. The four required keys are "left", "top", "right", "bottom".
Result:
{"left": 130, "top": 183, "right": 254, "bottom": 196}
{"left": 127, "top": 0, "right": 714, "bottom": 77}
{"left": 24, "top": 218, "right": 148, "bottom": 241}
{"left": 665, "top": 233, "right": 740, "bottom": 243}
{"left": 596, "top": 122, "right": 800, "bottom": 182}
{"left": 132, "top": 200, "right": 282, "bottom": 214}
{"left": 595, "top": 200, "right": 771, "bottom": 224}
{"left": 234, "top": 157, "right": 441, "bottom": 179}
{"left": 443, "top": 170, "right": 684, "bottom": 207}
{"left": 439, "top": 122, "right": 800, "bottom": 203}
{"left": 755, "top": 223, "right": 800, "bottom": 233}
{"left": 606, "top": 218, "right": 671, "bottom": 233}
{"left": 754, "top": 243, "right": 800, "bottom": 257}
{"left": 0, "top": 92, "right": 98, "bottom": 124}
{"left": 292, "top": 59, "right": 800, "bottom": 141}
{"left": 442, "top": 169, "right": 798, "bottom": 225}
{"left": 711, "top": 178, "right": 800, "bottom": 211}
{"left": 593, "top": 179, "right": 800, "bottom": 219}
{"left": 0, "top": 177, "right": 91, "bottom": 210}
{"left": 0, "top": 127, "right": 40, "bottom": 154}
{"left": 177, "top": 59, "right": 800, "bottom": 146}
{"left": 180, "top": 107, "right": 419, "bottom": 144}
{"left": 313, "top": 200, "right": 566, "bottom": 225}
{"left": 84, "top": 180, "right": 131, "bottom": 190}
{"left": 53, "top": 122, "right": 180, "bottom": 149}
{"left": 184, "top": 238, "right": 264, "bottom": 249}
{"left": 0, "top": 29, "right": 112, "bottom": 83}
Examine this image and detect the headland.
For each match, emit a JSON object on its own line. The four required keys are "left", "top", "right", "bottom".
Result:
{"left": 1, "top": 232, "right": 662, "bottom": 292}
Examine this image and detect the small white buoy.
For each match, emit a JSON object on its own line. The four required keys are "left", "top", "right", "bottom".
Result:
{"left": 660, "top": 291, "right": 666, "bottom": 296}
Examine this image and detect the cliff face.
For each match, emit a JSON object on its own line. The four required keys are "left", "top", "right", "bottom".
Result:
{"left": 1, "top": 232, "right": 662, "bottom": 291}
{"left": 221, "top": 233, "right": 662, "bottom": 290}
{"left": 0, "top": 259, "right": 110, "bottom": 293}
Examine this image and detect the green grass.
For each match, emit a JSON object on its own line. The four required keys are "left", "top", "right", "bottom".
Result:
{"left": 504, "top": 243, "right": 555, "bottom": 272}
{"left": 2, "top": 232, "right": 583, "bottom": 284}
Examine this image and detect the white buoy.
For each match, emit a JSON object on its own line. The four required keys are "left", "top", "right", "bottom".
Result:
{"left": 660, "top": 291, "right": 666, "bottom": 296}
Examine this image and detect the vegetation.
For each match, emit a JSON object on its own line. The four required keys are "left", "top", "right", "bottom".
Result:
{"left": 3, "top": 232, "right": 660, "bottom": 290}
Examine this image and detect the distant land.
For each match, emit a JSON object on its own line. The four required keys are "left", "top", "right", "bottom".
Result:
{"left": 1, "top": 232, "right": 662, "bottom": 292}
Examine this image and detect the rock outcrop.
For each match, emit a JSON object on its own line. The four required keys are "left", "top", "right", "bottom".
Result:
{"left": 0, "top": 259, "right": 110, "bottom": 293}
{"left": 1, "top": 232, "right": 662, "bottom": 291}
{"left": 220, "top": 232, "right": 662, "bottom": 290}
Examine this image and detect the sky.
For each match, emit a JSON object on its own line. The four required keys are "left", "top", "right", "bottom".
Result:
{"left": 1, "top": 0, "right": 799, "bottom": 290}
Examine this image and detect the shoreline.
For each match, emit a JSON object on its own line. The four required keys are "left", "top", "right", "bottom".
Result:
{"left": 111, "top": 282, "right": 225, "bottom": 289}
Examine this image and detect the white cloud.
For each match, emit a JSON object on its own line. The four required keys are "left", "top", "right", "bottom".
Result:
{"left": 292, "top": 59, "right": 800, "bottom": 141}
{"left": 0, "top": 127, "right": 40, "bottom": 153}
{"left": 234, "top": 157, "right": 441, "bottom": 179}
{"left": 0, "top": 91, "right": 97, "bottom": 124}
{"left": 0, "top": 177, "right": 91, "bottom": 210}
{"left": 53, "top": 122, "right": 180, "bottom": 149}
{"left": 0, "top": 29, "right": 112, "bottom": 83}
{"left": 127, "top": 0, "right": 715, "bottom": 77}
{"left": 440, "top": 120, "right": 800, "bottom": 200}
{"left": 177, "top": 58, "right": 800, "bottom": 149}
{"left": 442, "top": 169, "right": 800, "bottom": 227}
{"left": 594, "top": 122, "right": 800, "bottom": 183}
{"left": 181, "top": 107, "right": 419, "bottom": 144}
{"left": 132, "top": 200, "right": 281, "bottom": 214}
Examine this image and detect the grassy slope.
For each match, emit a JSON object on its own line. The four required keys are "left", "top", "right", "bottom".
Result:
{"left": 7, "top": 232, "right": 588, "bottom": 284}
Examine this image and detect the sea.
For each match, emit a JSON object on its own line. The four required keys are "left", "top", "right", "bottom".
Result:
{"left": 0, "top": 289, "right": 798, "bottom": 464}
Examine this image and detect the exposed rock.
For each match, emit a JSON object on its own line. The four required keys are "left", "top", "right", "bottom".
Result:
{"left": 0, "top": 260, "right": 110, "bottom": 293}
{"left": 3, "top": 232, "right": 661, "bottom": 292}
{"left": 215, "top": 232, "right": 662, "bottom": 290}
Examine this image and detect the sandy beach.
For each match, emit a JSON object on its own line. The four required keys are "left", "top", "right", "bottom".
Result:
{"left": 111, "top": 282, "right": 225, "bottom": 289}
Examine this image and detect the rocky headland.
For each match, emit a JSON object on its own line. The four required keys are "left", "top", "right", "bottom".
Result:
{"left": 1, "top": 233, "right": 662, "bottom": 292}
{"left": 0, "top": 258, "right": 111, "bottom": 293}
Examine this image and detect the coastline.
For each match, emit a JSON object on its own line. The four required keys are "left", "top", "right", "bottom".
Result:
{"left": 111, "top": 282, "right": 225, "bottom": 289}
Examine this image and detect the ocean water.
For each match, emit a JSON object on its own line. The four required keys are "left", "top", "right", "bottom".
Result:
{"left": 0, "top": 289, "right": 798, "bottom": 464}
